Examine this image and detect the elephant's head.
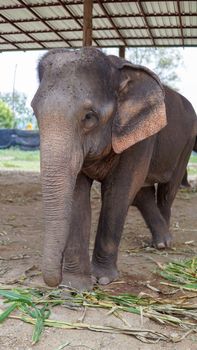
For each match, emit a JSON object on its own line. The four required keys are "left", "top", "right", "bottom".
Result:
{"left": 31, "top": 48, "right": 166, "bottom": 287}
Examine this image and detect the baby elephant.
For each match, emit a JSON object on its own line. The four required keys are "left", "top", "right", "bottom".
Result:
{"left": 31, "top": 48, "right": 197, "bottom": 290}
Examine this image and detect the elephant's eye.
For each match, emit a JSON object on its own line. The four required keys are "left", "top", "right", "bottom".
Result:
{"left": 82, "top": 111, "right": 98, "bottom": 131}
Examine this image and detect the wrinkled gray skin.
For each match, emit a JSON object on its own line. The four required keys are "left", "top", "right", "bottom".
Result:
{"left": 31, "top": 48, "right": 197, "bottom": 290}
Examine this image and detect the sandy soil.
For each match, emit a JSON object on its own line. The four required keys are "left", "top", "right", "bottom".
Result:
{"left": 0, "top": 171, "right": 197, "bottom": 350}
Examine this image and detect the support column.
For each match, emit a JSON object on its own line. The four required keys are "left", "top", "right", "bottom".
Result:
{"left": 119, "top": 46, "right": 125, "bottom": 58}
{"left": 83, "top": 0, "right": 93, "bottom": 46}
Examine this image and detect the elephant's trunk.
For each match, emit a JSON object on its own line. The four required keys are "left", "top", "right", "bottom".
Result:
{"left": 40, "top": 127, "right": 83, "bottom": 287}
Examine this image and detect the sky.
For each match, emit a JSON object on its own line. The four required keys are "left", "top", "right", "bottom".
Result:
{"left": 0, "top": 47, "right": 197, "bottom": 112}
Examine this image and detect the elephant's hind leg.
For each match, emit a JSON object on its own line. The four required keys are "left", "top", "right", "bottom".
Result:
{"left": 157, "top": 138, "right": 195, "bottom": 226}
{"left": 62, "top": 173, "right": 93, "bottom": 291}
{"left": 133, "top": 186, "right": 172, "bottom": 249}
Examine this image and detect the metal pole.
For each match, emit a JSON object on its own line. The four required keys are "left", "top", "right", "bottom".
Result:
{"left": 12, "top": 64, "right": 17, "bottom": 118}
{"left": 83, "top": 0, "right": 93, "bottom": 46}
{"left": 119, "top": 46, "right": 126, "bottom": 58}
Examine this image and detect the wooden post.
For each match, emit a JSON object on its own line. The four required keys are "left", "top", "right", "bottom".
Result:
{"left": 119, "top": 46, "right": 125, "bottom": 58}
{"left": 83, "top": 0, "right": 93, "bottom": 46}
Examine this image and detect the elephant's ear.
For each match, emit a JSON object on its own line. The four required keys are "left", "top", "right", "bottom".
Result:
{"left": 108, "top": 55, "right": 167, "bottom": 154}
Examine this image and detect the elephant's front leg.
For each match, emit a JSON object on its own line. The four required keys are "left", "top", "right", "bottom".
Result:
{"left": 62, "top": 173, "right": 93, "bottom": 291}
{"left": 92, "top": 139, "right": 154, "bottom": 285}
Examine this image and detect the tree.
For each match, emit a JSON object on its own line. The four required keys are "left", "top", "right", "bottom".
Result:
{"left": 0, "top": 100, "right": 15, "bottom": 128}
{"left": 127, "top": 48, "right": 183, "bottom": 89}
{"left": 0, "top": 91, "right": 37, "bottom": 129}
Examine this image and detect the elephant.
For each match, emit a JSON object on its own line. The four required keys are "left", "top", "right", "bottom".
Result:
{"left": 31, "top": 47, "right": 197, "bottom": 290}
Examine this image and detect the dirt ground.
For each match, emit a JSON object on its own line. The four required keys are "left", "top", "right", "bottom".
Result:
{"left": 0, "top": 171, "right": 197, "bottom": 350}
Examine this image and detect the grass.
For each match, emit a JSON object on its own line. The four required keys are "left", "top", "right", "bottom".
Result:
{"left": 0, "top": 148, "right": 40, "bottom": 171}
{"left": 190, "top": 153, "right": 197, "bottom": 163}
{"left": 188, "top": 153, "right": 197, "bottom": 176}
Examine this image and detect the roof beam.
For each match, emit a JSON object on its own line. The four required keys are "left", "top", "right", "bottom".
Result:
{"left": 97, "top": 0, "right": 127, "bottom": 46}
{"left": 1, "top": 25, "right": 196, "bottom": 36}
{"left": 2, "top": 12, "right": 195, "bottom": 26}
{"left": 1, "top": 44, "right": 195, "bottom": 52}
{"left": 82, "top": 36, "right": 196, "bottom": 41}
{"left": 0, "top": 0, "right": 194, "bottom": 9}
{"left": 177, "top": 0, "right": 184, "bottom": 46}
{"left": 0, "top": 36, "right": 194, "bottom": 46}
{"left": 0, "top": 3, "right": 62, "bottom": 10}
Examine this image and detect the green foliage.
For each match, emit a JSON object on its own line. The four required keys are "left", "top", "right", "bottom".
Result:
{"left": 0, "top": 100, "right": 15, "bottom": 128}
{"left": 0, "top": 285, "right": 197, "bottom": 344}
{"left": 0, "top": 91, "right": 37, "bottom": 129}
{"left": 158, "top": 257, "right": 197, "bottom": 291}
{"left": 127, "top": 48, "right": 183, "bottom": 89}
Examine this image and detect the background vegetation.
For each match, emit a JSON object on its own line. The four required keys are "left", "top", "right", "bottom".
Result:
{"left": 0, "top": 91, "right": 37, "bottom": 129}
{"left": 0, "top": 100, "right": 15, "bottom": 128}
{"left": 127, "top": 47, "right": 183, "bottom": 89}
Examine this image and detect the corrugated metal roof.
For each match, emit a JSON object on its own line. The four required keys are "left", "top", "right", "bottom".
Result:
{"left": 143, "top": 1, "right": 178, "bottom": 14}
{"left": 181, "top": 1, "right": 197, "bottom": 12}
{"left": 43, "top": 41, "right": 69, "bottom": 48}
{"left": 0, "top": 0, "right": 196, "bottom": 51}
{"left": 106, "top": 2, "right": 140, "bottom": 15}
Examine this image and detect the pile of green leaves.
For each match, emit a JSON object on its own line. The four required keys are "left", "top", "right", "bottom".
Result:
{"left": 0, "top": 258, "right": 196, "bottom": 344}
{"left": 0, "top": 283, "right": 197, "bottom": 344}
{"left": 158, "top": 257, "right": 197, "bottom": 291}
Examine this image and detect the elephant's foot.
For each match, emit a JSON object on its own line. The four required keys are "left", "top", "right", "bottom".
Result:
{"left": 91, "top": 262, "right": 119, "bottom": 285}
{"left": 61, "top": 271, "right": 93, "bottom": 292}
{"left": 152, "top": 231, "right": 172, "bottom": 249}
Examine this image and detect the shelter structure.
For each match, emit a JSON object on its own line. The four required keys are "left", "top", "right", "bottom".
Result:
{"left": 0, "top": 1, "right": 197, "bottom": 54}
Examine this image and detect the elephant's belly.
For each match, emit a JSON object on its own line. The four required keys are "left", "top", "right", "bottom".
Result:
{"left": 144, "top": 168, "right": 174, "bottom": 186}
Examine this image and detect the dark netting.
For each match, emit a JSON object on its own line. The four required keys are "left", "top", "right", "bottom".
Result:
{"left": 0, "top": 129, "right": 40, "bottom": 150}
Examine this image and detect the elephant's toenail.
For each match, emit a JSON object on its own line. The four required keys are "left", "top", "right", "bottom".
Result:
{"left": 99, "top": 277, "right": 110, "bottom": 285}
{"left": 91, "top": 276, "right": 97, "bottom": 284}
{"left": 157, "top": 242, "right": 165, "bottom": 249}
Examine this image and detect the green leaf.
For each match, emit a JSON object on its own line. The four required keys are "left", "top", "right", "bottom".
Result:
{"left": 0, "top": 290, "right": 32, "bottom": 304}
{"left": 31, "top": 306, "right": 51, "bottom": 344}
{"left": 32, "top": 314, "right": 45, "bottom": 344}
{"left": 0, "top": 302, "right": 18, "bottom": 322}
